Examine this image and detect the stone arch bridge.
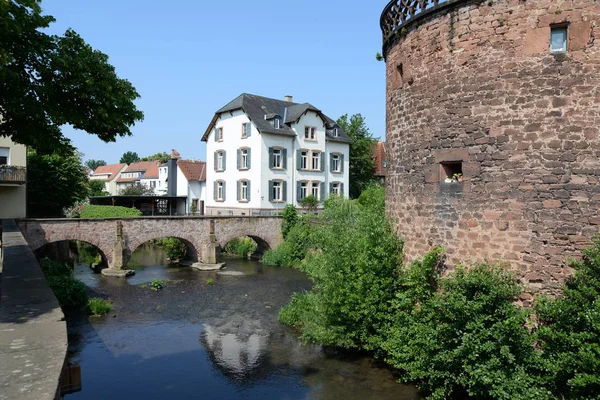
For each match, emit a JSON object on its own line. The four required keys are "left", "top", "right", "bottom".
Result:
{"left": 17, "top": 216, "right": 283, "bottom": 270}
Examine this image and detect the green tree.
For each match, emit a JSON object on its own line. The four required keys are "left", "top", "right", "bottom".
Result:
{"left": 119, "top": 182, "right": 154, "bottom": 196}
{"left": 27, "top": 148, "right": 89, "bottom": 217}
{"left": 0, "top": 0, "right": 143, "bottom": 154}
{"left": 88, "top": 179, "right": 107, "bottom": 197}
{"left": 536, "top": 239, "right": 600, "bottom": 399}
{"left": 336, "top": 114, "right": 377, "bottom": 198}
{"left": 119, "top": 151, "right": 140, "bottom": 164}
{"left": 140, "top": 152, "right": 170, "bottom": 163}
{"left": 85, "top": 159, "right": 106, "bottom": 171}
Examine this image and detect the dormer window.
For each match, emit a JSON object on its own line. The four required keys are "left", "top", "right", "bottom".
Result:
{"left": 274, "top": 118, "right": 281, "bottom": 129}
{"left": 333, "top": 127, "right": 339, "bottom": 137}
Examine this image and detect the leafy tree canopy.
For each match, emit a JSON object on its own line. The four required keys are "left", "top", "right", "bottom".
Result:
{"left": 336, "top": 114, "right": 377, "bottom": 198}
{"left": 88, "top": 179, "right": 107, "bottom": 197}
{"left": 27, "top": 148, "right": 89, "bottom": 217}
{"left": 140, "top": 152, "right": 170, "bottom": 164}
{"left": 119, "top": 182, "right": 154, "bottom": 196}
{"left": 119, "top": 151, "right": 140, "bottom": 164}
{"left": 0, "top": 0, "right": 143, "bottom": 154}
{"left": 85, "top": 159, "right": 106, "bottom": 171}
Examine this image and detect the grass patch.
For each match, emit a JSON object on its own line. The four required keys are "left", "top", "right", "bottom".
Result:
{"left": 151, "top": 279, "right": 165, "bottom": 291}
{"left": 87, "top": 298, "right": 112, "bottom": 316}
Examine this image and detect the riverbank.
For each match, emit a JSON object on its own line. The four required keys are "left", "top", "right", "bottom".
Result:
{"left": 0, "top": 219, "right": 67, "bottom": 400}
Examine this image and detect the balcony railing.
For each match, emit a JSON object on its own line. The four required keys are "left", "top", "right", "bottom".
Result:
{"left": 0, "top": 165, "right": 26, "bottom": 184}
{"left": 380, "top": 0, "right": 466, "bottom": 52}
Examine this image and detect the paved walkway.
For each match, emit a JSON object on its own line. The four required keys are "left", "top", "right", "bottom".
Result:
{"left": 0, "top": 219, "right": 67, "bottom": 400}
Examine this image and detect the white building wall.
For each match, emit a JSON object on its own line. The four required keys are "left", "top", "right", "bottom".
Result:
{"left": 206, "top": 110, "right": 263, "bottom": 214}
{"left": 158, "top": 165, "right": 168, "bottom": 195}
{"left": 205, "top": 109, "right": 350, "bottom": 215}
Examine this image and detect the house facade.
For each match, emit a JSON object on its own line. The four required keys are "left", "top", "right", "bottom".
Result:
{"left": 177, "top": 160, "right": 206, "bottom": 214}
{"left": 90, "top": 163, "right": 127, "bottom": 195}
{"left": 116, "top": 161, "right": 160, "bottom": 194}
{"left": 202, "top": 94, "right": 351, "bottom": 215}
{"left": 0, "top": 137, "right": 27, "bottom": 218}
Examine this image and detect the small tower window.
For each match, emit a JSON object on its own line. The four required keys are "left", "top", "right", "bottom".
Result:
{"left": 441, "top": 162, "right": 463, "bottom": 183}
{"left": 550, "top": 26, "right": 568, "bottom": 53}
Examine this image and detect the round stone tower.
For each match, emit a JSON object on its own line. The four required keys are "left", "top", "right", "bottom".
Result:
{"left": 381, "top": 0, "right": 600, "bottom": 294}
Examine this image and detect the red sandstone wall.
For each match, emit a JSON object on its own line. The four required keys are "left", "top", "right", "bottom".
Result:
{"left": 384, "top": 0, "right": 600, "bottom": 294}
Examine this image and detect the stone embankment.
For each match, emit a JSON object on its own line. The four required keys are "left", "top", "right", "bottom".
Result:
{"left": 0, "top": 219, "right": 67, "bottom": 400}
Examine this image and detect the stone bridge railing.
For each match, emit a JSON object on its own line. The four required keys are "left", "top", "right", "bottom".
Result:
{"left": 18, "top": 216, "right": 283, "bottom": 270}
{"left": 380, "top": 0, "right": 467, "bottom": 53}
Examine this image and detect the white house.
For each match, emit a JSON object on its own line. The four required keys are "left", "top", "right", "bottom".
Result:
{"left": 116, "top": 161, "right": 160, "bottom": 194}
{"left": 176, "top": 160, "right": 206, "bottom": 214}
{"left": 202, "top": 93, "right": 351, "bottom": 215}
{"left": 90, "top": 163, "right": 127, "bottom": 195}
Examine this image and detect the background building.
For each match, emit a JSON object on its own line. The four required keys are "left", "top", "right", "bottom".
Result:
{"left": 0, "top": 137, "right": 27, "bottom": 218}
{"left": 381, "top": 0, "right": 600, "bottom": 294}
{"left": 90, "top": 163, "right": 127, "bottom": 195}
{"left": 202, "top": 94, "right": 351, "bottom": 215}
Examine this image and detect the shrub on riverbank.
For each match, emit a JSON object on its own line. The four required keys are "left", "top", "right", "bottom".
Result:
{"left": 39, "top": 258, "right": 89, "bottom": 310}
{"left": 536, "top": 237, "right": 600, "bottom": 399}
{"left": 87, "top": 298, "right": 112, "bottom": 316}
{"left": 223, "top": 237, "right": 257, "bottom": 259}
{"left": 79, "top": 205, "right": 142, "bottom": 218}
{"left": 277, "top": 187, "right": 599, "bottom": 398}
{"left": 262, "top": 218, "right": 312, "bottom": 267}
{"left": 158, "top": 238, "right": 187, "bottom": 262}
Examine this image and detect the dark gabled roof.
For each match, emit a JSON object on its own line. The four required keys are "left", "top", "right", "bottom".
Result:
{"left": 202, "top": 93, "right": 353, "bottom": 143}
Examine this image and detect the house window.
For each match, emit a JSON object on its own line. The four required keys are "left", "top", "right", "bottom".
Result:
{"left": 331, "top": 154, "right": 341, "bottom": 172}
{"left": 332, "top": 182, "right": 341, "bottom": 196}
{"left": 0, "top": 147, "right": 8, "bottom": 165}
{"left": 333, "top": 127, "right": 339, "bottom": 137}
{"left": 240, "top": 148, "right": 250, "bottom": 169}
{"left": 215, "top": 150, "right": 226, "bottom": 171}
{"left": 274, "top": 118, "right": 281, "bottom": 129}
{"left": 441, "top": 162, "right": 463, "bottom": 183}
{"left": 215, "top": 127, "right": 223, "bottom": 141}
{"left": 150, "top": 181, "right": 156, "bottom": 188}
{"left": 299, "top": 182, "right": 308, "bottom": 200}
{"left": 239, "top": 180, "right": 249, "bottom": 202}
{"left": 273, "top": 149, "right": 282, "bottom": 169}
{"left": 301, "top": 151, "right": 308, "bottom": 169}
{"left": 216, "top": 181, "right": 225, "bottom": 201}
{"left": 311, "top": 182, "right": 320, "bottom": 198}
{"left": 550, "top": 26, "right": 568, "bottom": 53}
{"left": 312, "top": 151, "right": 320, "bottom": 170}
{"left": 272, "top": 181, "right": 282, "bottom": 201}
{"left": 304, "top": 126, "right": 316, "bottom": 140}
{"left": 242, "top": 122, "right": 251, "bottom": 138}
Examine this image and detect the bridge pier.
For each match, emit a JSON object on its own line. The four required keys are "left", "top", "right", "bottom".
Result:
{"left": 201, "top": 219, "right": 221, "bottom": 264}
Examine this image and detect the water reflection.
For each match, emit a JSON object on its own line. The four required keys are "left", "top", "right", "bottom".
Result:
{"left": 65, "top": 246, "right": 421, "bottom": 400}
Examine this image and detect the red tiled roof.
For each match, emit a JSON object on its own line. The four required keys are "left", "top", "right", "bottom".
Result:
{"left": 141, "top": 162, "right": 160, "bottom": 179}
{"left": 124, "top": 161, "right": 159, "bottom": 173}
{"left": 372, "top": 141, "right": 388, "bottom": 177}
{"left": 116, "top": 176, "right": 139, "bottom": 183}
{"left": 177, "top": 160, "right": 206, "bottom": 182}
{"left": 91, "top": 163, "right": 126, "bottom": 181}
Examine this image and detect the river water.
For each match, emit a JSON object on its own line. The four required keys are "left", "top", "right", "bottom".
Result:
{"left": 65, "top": 244, "right": 421, "bottom": 399}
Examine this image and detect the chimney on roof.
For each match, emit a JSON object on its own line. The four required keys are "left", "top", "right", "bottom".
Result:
{"left": 284, "top": 95, "right": 293, "bottom": 102}
{"left": 167, "top": 149, "right": 179, "bottom": 196}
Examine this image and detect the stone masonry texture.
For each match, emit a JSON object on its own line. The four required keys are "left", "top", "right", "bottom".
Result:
{"left": 383, "top": 0, "right": 600, "bottom": 294}
{"left": 18, "top": 217, "right": 283, "bottom": 268}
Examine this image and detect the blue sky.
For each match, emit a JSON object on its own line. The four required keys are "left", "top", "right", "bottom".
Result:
{"left": 43, "top": 0, "right": 387, "bottom": 164}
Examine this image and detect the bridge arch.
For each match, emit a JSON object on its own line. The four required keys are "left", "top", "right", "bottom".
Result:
{"left": 34, "top": 239, "right": 109, "bottom": 268}
{"left": 218, "top": 234, "right": 273, "bottom": 256}
{"left": 127, "top": 235, "right": 201, "bottom": 266}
